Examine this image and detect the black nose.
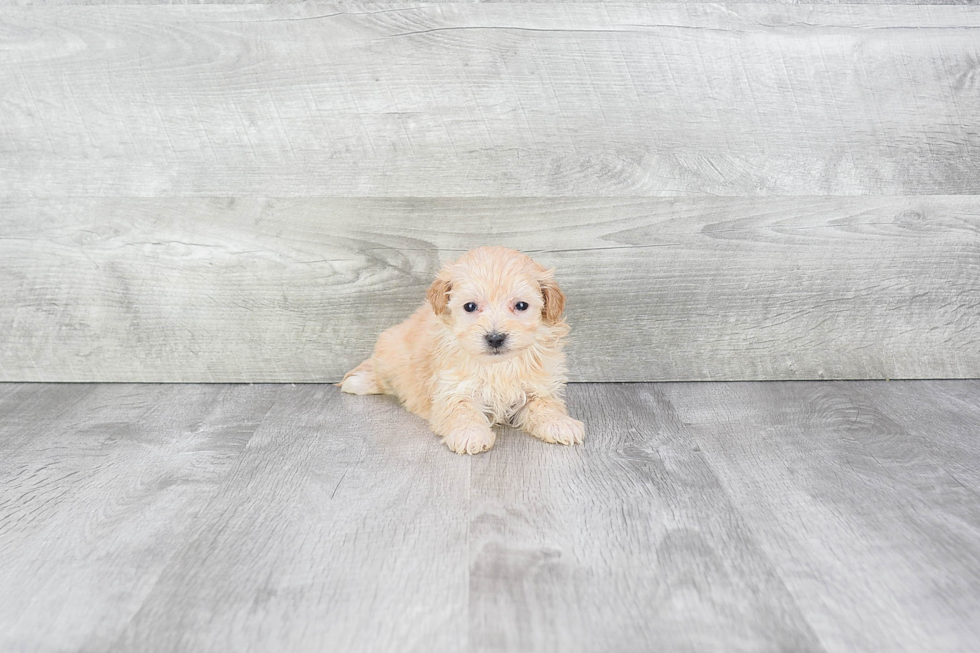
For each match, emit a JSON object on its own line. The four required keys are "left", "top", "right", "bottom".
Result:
{"left": 485, "top": 332, "right": 507, "bottom": 349}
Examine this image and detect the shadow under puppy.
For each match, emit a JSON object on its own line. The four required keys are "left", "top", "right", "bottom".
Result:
{"left": 340, "top": 246, "right": 585, "bottom": 454}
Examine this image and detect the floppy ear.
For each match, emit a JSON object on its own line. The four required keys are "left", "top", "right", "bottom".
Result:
{"left": 427, "top": 273, "right": 453, "bottom": 317}
{"left": 539, "top": 271, "right": 566, "bottom": 325}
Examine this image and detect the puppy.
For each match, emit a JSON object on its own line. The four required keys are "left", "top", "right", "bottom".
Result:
{"left": 339, "top": 246, "right": 584, "bottom": 454}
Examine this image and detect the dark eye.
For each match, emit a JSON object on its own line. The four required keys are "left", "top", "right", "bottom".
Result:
{"left": 463, "top": 302, "right": 477, "bottom": 313}
{"left": 515, "top": 301, "right": 529, "bottom": 311}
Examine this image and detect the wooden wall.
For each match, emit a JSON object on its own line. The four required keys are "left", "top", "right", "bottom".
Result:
{"left": 1, "top": 3, "right": 978, "bottom": 382}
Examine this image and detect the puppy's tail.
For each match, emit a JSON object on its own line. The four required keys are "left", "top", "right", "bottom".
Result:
{"left": 337, "top": 358, "right": 383, "bottom": 395}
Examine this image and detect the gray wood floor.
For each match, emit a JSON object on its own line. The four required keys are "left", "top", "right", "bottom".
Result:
{"left": 1, "top": 381, "right": 978, "bottom": 652}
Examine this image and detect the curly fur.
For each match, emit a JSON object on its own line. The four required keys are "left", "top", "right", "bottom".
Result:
{"left": 339, "top": 246, "right": 585, "bottom": 454}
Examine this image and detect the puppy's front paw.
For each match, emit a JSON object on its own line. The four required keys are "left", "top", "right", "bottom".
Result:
{"left": 443, "top": 424, "right": 496, "bottom": 455}
{"left": 530, "top": 417, "right": 585, "bottom": 446}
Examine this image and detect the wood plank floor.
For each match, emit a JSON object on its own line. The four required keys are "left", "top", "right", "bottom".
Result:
{"left": 1, "top": 381, "right": 978, "bottom": 652}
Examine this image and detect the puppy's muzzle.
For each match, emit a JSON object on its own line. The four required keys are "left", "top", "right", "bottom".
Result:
{"left": 485, "top": 332, "right": 508, "bottom": 353}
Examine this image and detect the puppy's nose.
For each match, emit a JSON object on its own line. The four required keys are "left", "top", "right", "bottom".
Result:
{"left": 485, "top": 332, "right": 507, "bottom": 349}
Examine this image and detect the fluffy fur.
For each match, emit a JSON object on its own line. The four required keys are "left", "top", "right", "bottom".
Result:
{"left": 339, "top": 246, "right": 585, "bottom": 454}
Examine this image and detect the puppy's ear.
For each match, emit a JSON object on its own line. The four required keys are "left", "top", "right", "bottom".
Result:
{"left": 539, "top": 271, "right": 566, "bottom": 325}
{"left": 427, "top": 273, "right": 453, "bottom": 317}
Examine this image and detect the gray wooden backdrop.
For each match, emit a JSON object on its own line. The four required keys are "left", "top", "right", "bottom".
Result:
{"left": 1, "top": 2, "right": 978, "bottom": 382}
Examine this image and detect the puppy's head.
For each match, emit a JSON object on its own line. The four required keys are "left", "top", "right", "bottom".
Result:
{"left": 427, "top": 246, "right": 567, "bottom": 361}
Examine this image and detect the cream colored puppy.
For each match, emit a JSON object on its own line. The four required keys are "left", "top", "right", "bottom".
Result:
{"left": 340, "top": 246, "right": 584, "bottom": 454}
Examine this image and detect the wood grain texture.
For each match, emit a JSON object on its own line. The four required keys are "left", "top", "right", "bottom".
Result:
{"left": 663, "top": 380, "right": 980, "bottom": 653}
{"left": 5, "top": 0, "right": 979, "bottom": 6}
{"left": 0, "top": 383, "right": 280, "bottom": 652}
{"left": 115, "top": 386, "right": 470, "bottom": 653}
{"left": 2, "top": 196, "right": 977, "bottom": 382}
{"left": 2, "top": 381, "right": 979, "bottom": 652}
{"left": 2, "top": 3, "right": 980, "bottom": 196}
{"left": 469, "top": 383, "right": 822, "bottom": 652}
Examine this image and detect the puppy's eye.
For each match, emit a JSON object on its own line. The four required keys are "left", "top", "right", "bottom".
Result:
{"left": 463, "top": 302, "right": 478, "bottom": 313}
{"left": 515, "top": 301, "right": 529, "bottom": 311}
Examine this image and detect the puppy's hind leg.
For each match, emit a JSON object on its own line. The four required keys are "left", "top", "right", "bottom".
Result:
{"left": 338, "top": 358, "right": 383, "bottom": 395}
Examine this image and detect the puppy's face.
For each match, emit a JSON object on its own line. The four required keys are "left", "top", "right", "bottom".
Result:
{"left": 428, "top": 247, "right": 566, "bottom": 362}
